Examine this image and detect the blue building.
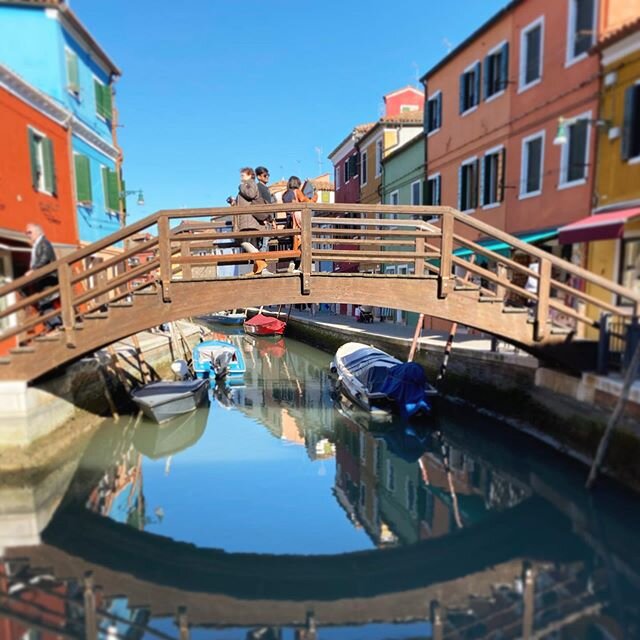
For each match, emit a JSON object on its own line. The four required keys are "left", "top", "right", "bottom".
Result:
{"left": 0, "top": 0, "right": 123, "bottom": 245}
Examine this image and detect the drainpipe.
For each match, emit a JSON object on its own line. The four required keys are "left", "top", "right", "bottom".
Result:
{"left": 110, "top": 75, "right": 126, "bottom": 229}
{"left": 65, "top": 113, "right": 81, "bottom": 251}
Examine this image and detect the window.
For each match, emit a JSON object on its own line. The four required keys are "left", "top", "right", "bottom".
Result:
{"left": 406, "top": 479, "right": 416, "bottom": 511}
{"left": 375, "top": 139, "right": 383, "bottom": 177}
{"left": 426, "top": 92, "right": 442, "bottom": 134}
{"left": 400, "top": 104, "right": 419, "bottom": 112}
{"left": 481, "top": 147, "right": 505, "bottom": 207}
{"left": 28, "top": 128, "right": 56, "bottom": 195}
{"left": 344, "top": 154, "right": 359, "bottom": 182}
{"left": 483, "top": 42, "right": 509, "bottom": 100}
{"left": 520, "top": 17, "right": 544, "bottom": 90}
{"left": 458, "top": 158, "right": 479, "bottom": 211}
{"left": 622, "top": 83, "right": 640, "bottom": 162}
{"left": 101, "top": 166, "right": 119, "bottom": 212}
{"left": 389, "top": 190, "right": 399, "bottom": 205}
{"left": 94, "top": 78, "right": 113, "bottom": 120}
{"left": 426, "top": 173, "right": 441, "bottom": 206}
{"left": 620, "top": 238, "right": 640, "bottom": 299}
{"left": 559, "top": 115, "right": 590, "bottom": 186}
{"left": 411, "top": 180, "right": 422, "bottom": 205}
{"left": 74, "top": 153, "right": 92, "bottom": 203}
{"left": 361, "top": 150, "right": 368, "bottom": 185}
{"left": 335, "top": 165, "right": 341, "bottom": 189}
{"left": 459, "top": 61, "right": 481, "bottom": 113}
{"left": 344, "top": 158, "right": 351, "bottom": 182}
{"left": 386, "top": 459, "right": 395, "bottom": 492}
{"left": 65, "top": 48, "right": 80, "bottom": 95}
{"left": 567, "top": 0, "right": 596, "bottom": 64}
{"left": 520, "top": 132, "right": 545, "bottom": 197}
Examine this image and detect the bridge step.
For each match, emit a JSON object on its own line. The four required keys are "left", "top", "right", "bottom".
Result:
{"left": 108, "top": 301, "right": 134, "bottom": 308}
{"left": 84, "top": 312, "right": 110, "bottom": 319}
{"left": 502, "top": 307, "right": 529, "bottom": 314}
{"left": 0, "top": 357, "right": 11, "bottom": 365}
{"left": 10, "top": 346, "right": 36, "bottom": 355}
{"left": 454, "top": 284, "right": 481, "bottom": 291}
{"left": 479, "top": 296, "right": 504, "bottom": 303}
{"left": 133, "top": 289, "right": 157, "bottom": 296}
{"left": 34, "top": 334, "right": 62, "bottom": 342}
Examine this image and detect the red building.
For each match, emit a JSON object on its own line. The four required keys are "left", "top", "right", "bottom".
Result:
{"left": 0, "top": 67, "right": 78, "bottom": 354}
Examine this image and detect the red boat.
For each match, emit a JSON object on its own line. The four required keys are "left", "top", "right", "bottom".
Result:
{"left": 244, "top": 313, "right": 286, "bottom": 337}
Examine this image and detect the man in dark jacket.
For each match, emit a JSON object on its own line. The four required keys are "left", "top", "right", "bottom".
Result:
{"left": 255, "top": 166, "right": 275, "bottom": 205}
{"left": 25, "top": 223, "right": 61, "bottom": 330}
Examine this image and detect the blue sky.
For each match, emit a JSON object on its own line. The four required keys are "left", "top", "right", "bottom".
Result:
{"left": 72, "top": 0, "right": 508, "bottom": 222}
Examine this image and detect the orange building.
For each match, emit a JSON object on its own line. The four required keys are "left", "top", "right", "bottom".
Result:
{"left": 0, "top": 74, "right": 78, "bottom": 354}
{"left": 421, "top": 0, "right": 640, "bottom": 248}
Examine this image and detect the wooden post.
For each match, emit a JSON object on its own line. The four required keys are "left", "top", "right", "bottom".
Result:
{"left": 521, "top": 561, "right": 535, "bottom": 639}
{"left": 495, "top": 262, "right": 507, "bottom": 301}
{"left": 408, "top": 314, "right": 424, "bottom": 362}
{"left": 57, "top": 262, "right": 76, "bottom": 347}
{"left": 83, "top": 572, "right": 97, "bottom": 640}
{"left": 430, "top": 600, "right": 443, "bottom": 640}
{"left": 534, "top": 257, "right": 551, "bottom": 342}
{"left": 438, "top": 210, "right": 453, "bottom": 299}
{"left": 586, "top": 338, "right": 640, "bottom": 489}
{"left": 158, "top": 215, "right": 172, "bottom": 302}
{"left": 300, "top": 205, "right": 312, "bottom": 295}
{"left": 414, "top": 235, "right": 425, "bottom": 277}
{"left": 177, "top": 606, "right": 189, "bottom": 640}
{"left": 180, "top": 241, "right": 192, "bottom": 280}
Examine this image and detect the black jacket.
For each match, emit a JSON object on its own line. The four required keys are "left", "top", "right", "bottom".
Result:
{"left": 257, "top": 181, "right": 274, "bottom": 205}
{"left": 30, "top": 235, "right": 58, "bottom": 291}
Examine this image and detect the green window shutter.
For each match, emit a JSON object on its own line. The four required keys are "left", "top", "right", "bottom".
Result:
{"left": 94, "top": 79, "right": 103, "bottom": 117}
{"left": 27, "top": 129, "right": 39, "bottom": 190}
{"left": 105, "top": 169, "right": 119, "bottom": 211}
{"left": 101, "top": 166, "right": 110, "bottom": 208}
{"left": 103, "top": 85, "right": 113, "bottom": 119}
{"left": 42, "top": 137, "right": 56, "bottom": 195}
{"left": 66, "top": 49, "right": 79, "bottom": 93}
{"left": 74, "top": 154, "right": 92, "bottom": 203}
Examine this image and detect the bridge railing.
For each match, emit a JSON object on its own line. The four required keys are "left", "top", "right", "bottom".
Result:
{"left": 0, "top": 203, "right": 639, "bottom": 351}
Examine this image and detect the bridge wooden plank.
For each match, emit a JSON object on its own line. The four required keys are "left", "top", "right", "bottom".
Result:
{"left": 438, "top": 211, "right": 453, "bottom": 298}
{"left": 158, "top": 216, "right": 172, "bottom": 302}
{"left": 180, "top": 241, "right": 192, "bottom": 280}
{"left": 57, "top": 263, "right": 76, "bottom": 348}
{"left": 312, "top": 228, "right": 440, "bottom": 237}
{"left": 301, "top": 209, "right": 312, "bottom": 294}
{"left": 312, "top": 216, "right": 437, "bottom": 228}
{"left": 172, "top": 250, "right": 300, "bottom": 265}
{"left": 0, "top": 283, "right": 61, "bottom": 321}
{"left": 414, "top": 237, "right": 425, "bottom": 277}
{"left": 170, "top": 229, "right": 300, "bottom": 242}
{"left": 535, "top": 259, "right": 551, "bottom": 341}
{"left": 312, "top": 239, "right": 416, "bottom": 247}
{"left": 312, "top": 249, "right": 438, "bottom": 259}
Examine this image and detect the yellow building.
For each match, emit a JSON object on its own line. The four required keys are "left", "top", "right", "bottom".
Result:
{"left": 559, "top": 20, "right": 640, "bottom": 331}
{"left": 357, "top": 111, "right": 423, "bottom": 205}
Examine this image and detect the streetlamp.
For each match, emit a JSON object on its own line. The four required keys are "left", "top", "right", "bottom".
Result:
{"left": 121, "top": 189, "right": 145, "bottom": 206}
{"left": 553, "top": 117, "right": 612, "bottom": 146}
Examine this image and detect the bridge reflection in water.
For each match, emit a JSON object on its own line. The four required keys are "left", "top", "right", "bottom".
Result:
{"left": 1, "top": 332, "right": 640, "bottom": 639}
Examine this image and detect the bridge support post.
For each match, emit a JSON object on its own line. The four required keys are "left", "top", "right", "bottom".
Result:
{"left": 58, "top": 262, "right": 76, "bottom": 347}
{"left": 83, "top": 571, "right": 98, "bottom": 640}
{"left": 414, "top": 236, "right": 425, "bottom": 277}
{"left": 438, "top": 210, "right": 453, "bottom": 298}
{"left": 177, "top": 606, "right": 190, "bottom": 640}
{"left": 521, "top": 561, "right": 535, "bottom": 639}
{"left": 534, "top": 258, "right": 551, "bottom": 342}
{"left": 430, "top": 600, "right": 443, "bottom": 640}
{"left": 158, "top": 215, "right": 172, "bottom": 302}
{"left": 300, "top": 205, "right": 312, "bottom": 295}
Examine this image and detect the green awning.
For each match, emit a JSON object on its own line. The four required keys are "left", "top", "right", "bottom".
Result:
{"left": 454, "top": 229, "right": 558, "bottom": 259}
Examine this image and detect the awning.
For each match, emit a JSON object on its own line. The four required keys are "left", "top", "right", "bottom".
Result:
{"left": 558, "top": 207, "right": 640, "bottom": 245}
{"left": 454, "top": 229, "right": 558, "bottom": 259}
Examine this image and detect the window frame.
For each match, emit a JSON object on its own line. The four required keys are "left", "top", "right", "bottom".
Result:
{"left": 93, "top": 75, "right": 112, "bottom": 121}
{"left": 459, "top": 156, "right": 479, "bottom": 213}
{"left": 623, "top": 80, "right": 640, "bottom": 164}
{"left": 566, "top": 0, "right": 598, "bottom": 68}
{"left": 389, "top": 189, "right": 400, "bottom": 205}
{"left": 335, "top": 164, "right": 341, "bottom": 189}
{"left": 426, "top": 172, "right": 441, "bottom": 207}
{"left": 361, "top": 149, "right": 368, "bottom": 186}
{"left": 481, "top": 144, "right": 505, "bottom": 209}
{"left": 28, "top": 126, "right": 55, "bottom": 196}
{"left": 410, "top": 179, "right": 422, "bottom": 206}
{"left": 460, "top": 59, "right": 481, "bottom": 116}
{"left": 519, "top": 130, "right": 545, "bottom": 199}
{"left": 484, "top": 40, "right": 508, "bottom": 103}
{"left": 558, "top": 111, "right": 592, "bottom": 189}
{"left": 426, "top": 90, "right": 442, "bottom": 136}
{"left": 65, "top": 46, "right": 80, "bottom": 98}
{"left": 375, "top": 138, "right": 383, "bottom": 178}
{"left": 519, "top": 16, "right": 544, "bottom": 93}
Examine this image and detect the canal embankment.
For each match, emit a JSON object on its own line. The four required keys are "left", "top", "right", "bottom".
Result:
{"left": 283, "top": 310, "right": 640, "bottom": 490}
{"left": 0, "top": 320, "right": 203, "bottom": 479}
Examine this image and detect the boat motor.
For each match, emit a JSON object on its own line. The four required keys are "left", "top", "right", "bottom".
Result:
{"left": 171, "top": 359, "right": 190, "bottom": 380}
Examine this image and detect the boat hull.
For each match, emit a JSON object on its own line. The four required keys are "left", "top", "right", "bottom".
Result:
{"left": 131, "top": 379, "right": 209, "bottom": 424}
{"left": 244, "top": 313, "right": 286, "bottom": 337}
{"left": 209, "top": 313, "right": 245, "bottom": 325}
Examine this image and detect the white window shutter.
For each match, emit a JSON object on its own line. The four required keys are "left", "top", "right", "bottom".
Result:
{"left": 479, "top": 157, "right": 485, "bottom": 207}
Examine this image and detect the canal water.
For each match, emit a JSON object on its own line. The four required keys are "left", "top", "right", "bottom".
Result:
{"left": 1, "top": 326, "right": 640, "bottom": 639}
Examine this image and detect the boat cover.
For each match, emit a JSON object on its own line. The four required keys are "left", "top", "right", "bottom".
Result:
{"left": 379, "top": 363, "right": 431, "bottom": 417}
{"left": 196, "top": 345, "right": 237, "bottom": 376}
{"left": 244, "top": 313, "right": 286, "bottom": 333}
{"left": 131, "top": 380, "right": 206, "bottom": 409}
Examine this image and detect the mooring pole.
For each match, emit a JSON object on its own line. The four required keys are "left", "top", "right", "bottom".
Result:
{"left": 408, "top": 314, "right": 424, "bottom": 362}
{"left": 586, "top": 339, "right": 640, "bottom": 489}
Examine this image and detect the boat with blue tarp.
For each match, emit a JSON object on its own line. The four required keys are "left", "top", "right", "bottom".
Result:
{"left": 193, "top": 339, "right": 246, "bottom": 380}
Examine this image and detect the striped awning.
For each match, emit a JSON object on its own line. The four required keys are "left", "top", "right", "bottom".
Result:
{"left": 558, "top": 208, "right": 640, "bottom": 244}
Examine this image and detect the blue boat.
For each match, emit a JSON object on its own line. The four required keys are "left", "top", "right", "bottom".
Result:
{"left": 192, "top": 339, "right": 246, "bottom": 380}
{"left": 208, "top": 311, "right": 245, "bottom": 325}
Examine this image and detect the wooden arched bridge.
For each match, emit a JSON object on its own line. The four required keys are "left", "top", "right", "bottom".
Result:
{"left": 0, "top": 203, "right": 638, "bottom": 382}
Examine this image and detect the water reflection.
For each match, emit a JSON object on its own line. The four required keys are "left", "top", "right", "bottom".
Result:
{"left": 1, "top": 328, "right": 640, "bottom": 638}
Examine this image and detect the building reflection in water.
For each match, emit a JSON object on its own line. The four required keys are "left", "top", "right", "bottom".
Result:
{"left": 1, "top": 331, "right": 640, "bottom": 638}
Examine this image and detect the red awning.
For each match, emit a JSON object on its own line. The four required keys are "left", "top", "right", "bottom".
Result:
{"left": 558, "top": 208, "right": 640, "bottom": 244}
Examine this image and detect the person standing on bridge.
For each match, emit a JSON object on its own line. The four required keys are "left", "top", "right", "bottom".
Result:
{"left": 255, "top": 166, "right": 275, "bottom": 205}
{"left": 233, "top": 167, "right": 274, "bottom": 276}
{"left": 24, "top": 223, "right": 62, "bottom": 331}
